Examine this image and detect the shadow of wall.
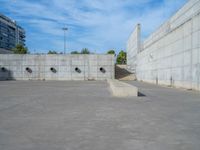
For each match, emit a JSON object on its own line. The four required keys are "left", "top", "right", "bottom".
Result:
{"left": 0, "top": 68, "right": 15, "bottom": 81}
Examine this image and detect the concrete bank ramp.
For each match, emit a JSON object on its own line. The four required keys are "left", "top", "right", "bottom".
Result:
{"left": 107, "top": 79, "right": 138, "bottom": 97}
{"left": 115, "top": 65, "right": 136, "bottom": 81}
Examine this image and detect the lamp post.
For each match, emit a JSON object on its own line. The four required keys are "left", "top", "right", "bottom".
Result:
{"left": 62, "top": 27, "right": 68, "bottom": 54}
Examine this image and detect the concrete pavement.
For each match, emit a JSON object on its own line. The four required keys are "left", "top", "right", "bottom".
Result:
{"left": 0, "top": 81, "right": 200, "bottom": 150}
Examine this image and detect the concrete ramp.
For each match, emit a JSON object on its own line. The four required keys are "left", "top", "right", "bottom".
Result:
{"left": 115, "top": 65, "right": 136, "bottom": 81}
{"left": 107, "top": 79, "right": 138, "bottom": 97}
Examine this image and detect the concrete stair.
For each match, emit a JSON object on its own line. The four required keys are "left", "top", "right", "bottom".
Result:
{"left": 115, "top": 65, "right": 136, "bottom": 81}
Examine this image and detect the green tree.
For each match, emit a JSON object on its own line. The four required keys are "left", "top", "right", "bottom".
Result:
{"left": 107, "top": 50, "right": 116, "bottom": 56}
{"left": 71, "top": 51, "right": 79, "bottom": 54}
{"left": 13, "top": 44, "right": 28, "bottom": 54}
{"left": 81, "top": 48, "right": 90, "bottom": 54}
{"left": 116, "top": 50, "right": 127, "bottom": 64}
{"left": 48, "top": 50, "right": 58, "bottom": 54}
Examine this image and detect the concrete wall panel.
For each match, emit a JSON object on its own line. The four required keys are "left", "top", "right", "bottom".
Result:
{"left": 127, "top": 0, "right": 200, "bottom": 91}
{"left": 127, "top": 24, "right": 141, "bottom": 73}
{"left": 0, "top": 54, "right": 114, "bottom": 81}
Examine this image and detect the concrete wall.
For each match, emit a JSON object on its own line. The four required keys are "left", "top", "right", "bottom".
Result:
{"left": 127, "top": 0, "right": 200, "bottom": 91}
{"left": 0, "top": 54, "right": 114, "bottom": 81}
{"left": 127, "top": 24, "right": 141, "bottom": 73}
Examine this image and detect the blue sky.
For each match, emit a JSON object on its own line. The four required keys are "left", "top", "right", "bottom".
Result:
{"left": 0, "top": 0, "right": 187, "bottom": 54}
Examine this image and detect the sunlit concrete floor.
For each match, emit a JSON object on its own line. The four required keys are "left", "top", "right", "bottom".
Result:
{"left": 0, "top": 81, "right": 200, "bottom": 150}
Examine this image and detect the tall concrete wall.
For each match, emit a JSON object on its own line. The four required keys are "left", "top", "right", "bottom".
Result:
{"left": 0, "top": 54, "right": 114, "bottom": 81}
{"left": 127, "top": 0, "right": 200, "bottom": 91}
{"left": 127, "top": 24, "right": 141, "bottom": 73}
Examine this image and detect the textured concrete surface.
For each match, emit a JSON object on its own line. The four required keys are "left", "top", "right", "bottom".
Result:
{"left": 127, "top": 0, "right": 200, "bottom": 91}
{"left": 0, "top": 54, "right": 114, "bottom": 81}
{"left": 127, "top": 24, "right": 141, "bottom": 73}
{"left": 0, "top": 81, "right": 200, "bottom": 150}
{"left": 108, "top": 79, "right": 138, "bottom": 97}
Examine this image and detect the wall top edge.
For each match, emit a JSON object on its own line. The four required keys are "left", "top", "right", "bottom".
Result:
{"left": 137, "top": 0, "right": 199, "bottom": 48}
{"left": 127, "top": 23, "right": 141, "bottom": 42}
{"left": 0, "top": 54, "right": 115, "bottom": 56}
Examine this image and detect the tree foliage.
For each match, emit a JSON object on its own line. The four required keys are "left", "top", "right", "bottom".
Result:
{"left": 70, "top": 48, "right": 91, "bottom": 54}
{"left": 48, "top": 50, "right": 58, "bottom": 54}
{"left": 81, "top": 48, "right": 90, "bottom": 54}
{"left": 107, "top": 50, "right": 116, "bottom": 55}
{"left": 71, "top": 51, "right": 79, "bottom": 54}
{"left": 116, "top": 50, "right": 127, "bottom": 64}
{"left": 13, "top": 44, "right": 28, "bottom": 54}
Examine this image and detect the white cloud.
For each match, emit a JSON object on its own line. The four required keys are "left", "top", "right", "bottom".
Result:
{"left": 1, "top": 0, "right": 187, "bottom": 53}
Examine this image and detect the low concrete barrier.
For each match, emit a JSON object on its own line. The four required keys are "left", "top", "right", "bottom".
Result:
{"left": 107, "top": 79, "right": 138, "bottom": 97}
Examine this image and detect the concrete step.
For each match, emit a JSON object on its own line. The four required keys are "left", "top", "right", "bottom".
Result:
{"left": 107, "top": 79, "right": 138, "bottom": 97}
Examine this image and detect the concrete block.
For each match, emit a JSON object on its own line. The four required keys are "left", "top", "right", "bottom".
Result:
{"left": 184, "top": 21, "right": 192, "bottom": 37}
{"left": 192, "top": 31, "right": 199, "bottom": 49}
{"left": 107, "top": 79, "right": 138, "bottom": 97}
{"left": 183, "top": 65, "right": 192, "bottom": 81}
{"left": 183, "top": 50, "right": 192, "bottom": 66}
{"left": 192, "top": 64, "right": 199, "bottom": 83}
{"left": 192, "top": 14, "right": 200, "bottom": 32}
{"left": 192, "top": 48, "right": 199, "bottom": 65}
{"left": 183, "top": 35, "right": 192, "bottom": 51}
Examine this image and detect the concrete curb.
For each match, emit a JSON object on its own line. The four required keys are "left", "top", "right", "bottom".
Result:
{"left": 107, "top": 79, "right": 138, "bottom": 97}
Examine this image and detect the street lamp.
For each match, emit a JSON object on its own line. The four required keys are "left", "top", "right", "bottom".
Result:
{"left": 62, "top": 27, "right": 68, "bottom": 54}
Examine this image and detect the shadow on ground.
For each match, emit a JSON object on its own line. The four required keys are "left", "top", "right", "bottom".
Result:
{"left": 138, "top": 92, "right": 146, "bottom": 97}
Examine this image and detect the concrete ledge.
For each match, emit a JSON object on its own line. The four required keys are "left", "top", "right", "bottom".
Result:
{"left": 107, "top": 79, "right": 138, "bottom": 97}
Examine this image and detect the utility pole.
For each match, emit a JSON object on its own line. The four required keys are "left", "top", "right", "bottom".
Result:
{"left": 62, "top": 27, "right": 68, "bottom": 54}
